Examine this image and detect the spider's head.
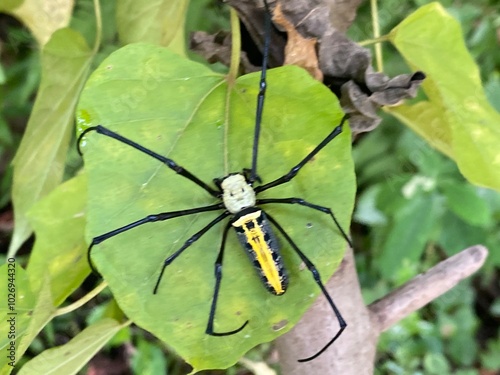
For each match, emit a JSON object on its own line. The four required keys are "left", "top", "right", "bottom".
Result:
{"left": 220, "top": 174, "right": 256, "bottom": 214}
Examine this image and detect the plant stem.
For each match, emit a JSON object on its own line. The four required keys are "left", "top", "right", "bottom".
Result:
{"left": 370, "top": 0, "right": 383, "bottom": 72}
{"left": 54, "top": 281, "right": 108, "bottom": 317}
{"left": 92, "top": 0, "right": 102, "bottom": 54}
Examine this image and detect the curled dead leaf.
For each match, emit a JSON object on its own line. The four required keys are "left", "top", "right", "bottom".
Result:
{"left": 272, "top": 2, "right": 323, "bottom": 81}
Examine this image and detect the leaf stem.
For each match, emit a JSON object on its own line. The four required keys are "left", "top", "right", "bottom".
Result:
{"left": 92, "top": 0, "right": 103, "bottom": 54}
{"left": 54, "top": 281, "right": 108, "bottom": 317}
{"left": 358, "top": 35, "right": 390, "bottom": 47}
{"left": 370, "top": 0, "right": 383, "bottom": 72}
{"left": 224, "top": 7, "right": 241, "bottom": 175}
{"left": 228, "top": 8, "right": 241, "bottom": 84}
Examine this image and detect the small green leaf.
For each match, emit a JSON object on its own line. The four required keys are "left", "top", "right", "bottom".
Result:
{"left": 131, "top": 337, "right": 168, "bottom": 375}
{"left": 440, "top": 182, "right": 491, "bottom": 227}
{"left": 0, "top": 62, "right": 6, "bottom": 84}
{"left": 377, "top": 193, "right": 441, "bottom": 279}
{"left": 77, "top": 43, "right": 355, "bottom": 370}
{"left": 485, "top": 77, "right": 500, "bottom": 112}
{"left": 9, "top": 28, "right": 94, "bottom": 256}
{"left": 437, "top": 211, "right": 486, "bottom": 256}
{"left": 447, "top": 305, "right": 478, "bottom": 366}
{"left": 18, "top": 318, "right": 129, "bottom": 375}
{"left": 454, "top": 370, "right": 478, "bottom": 375}
{"left": 480, "top": 338, "right": 500, "bottom": 370}
{"left": 423, "top": 352, "right": 450, "bottom": 375}
{"left": 388, "top": 2, "right": 500, "bottom": 191}
{"left": 354, "top": 185, "right": 387, "bottom": 226}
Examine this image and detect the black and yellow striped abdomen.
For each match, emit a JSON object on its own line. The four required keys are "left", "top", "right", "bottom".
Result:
{"left": 231, "top": 206, "right": 289, "bottom": 295}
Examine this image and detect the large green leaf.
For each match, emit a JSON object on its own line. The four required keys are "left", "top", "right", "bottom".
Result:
{"left": 387, "top": 2, "right": 500, "bottom": 191}
{"left": 77, "top": 43, "right": 355, "bottom": 370}
{"left": 26, "top": 173, "right": 89, "bottom": 306}
{"left": 13, "top": 279, "right": 56, "bottom": 371}
{"left": 0, "top": 175, "right": 89, "bottom": 373}
{"left": 9, "top": 28, "right": 93, "bottom": 256}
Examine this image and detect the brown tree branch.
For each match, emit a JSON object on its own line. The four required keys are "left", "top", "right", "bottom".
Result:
{"left": 275, "top": 245, "right": 488, "bottom": 374}
{"left": 369, "top": 245, "right": 488, "bottom": 333}
{"left": 275, "top": 246, "right": 377, "bottom": 374}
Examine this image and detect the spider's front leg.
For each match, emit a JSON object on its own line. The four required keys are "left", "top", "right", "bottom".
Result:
{"left": 255, "top": 115, "right": 348, "bottom": 194}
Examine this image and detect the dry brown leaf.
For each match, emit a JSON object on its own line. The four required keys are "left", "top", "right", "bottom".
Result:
{"left": 272, "top": 2, "right": 323, "bottom": 81}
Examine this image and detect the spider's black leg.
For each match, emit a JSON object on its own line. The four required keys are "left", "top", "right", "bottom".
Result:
{"left": 77, "top": 126, "right": 220, "bottom": 197}
{"left": 206, "top": 221, "right": 249, "bottom": 336}
{"left": 255, "top": 115, "right": 348, "bottom": 194}
{"left": 265, "top": 211, "right": 347, "bottom": 363}
{"left": 87, "top": 203, "right": 225, "bottom": 275}
{"left": 249, "top": 0, "right": 272, "bottom": 184}
{"left": 257, "top": 198, "right": 352, "bottom": 248}
{"left": 153, "top": 211, "right": 230, "bottom": 294}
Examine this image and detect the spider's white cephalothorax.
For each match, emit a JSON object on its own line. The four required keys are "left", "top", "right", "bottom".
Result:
{"left": 221, "top": 174, "right": 256, "bottom": 214}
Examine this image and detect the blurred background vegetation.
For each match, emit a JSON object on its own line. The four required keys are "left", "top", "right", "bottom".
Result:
{"left": 0, "top": 0, "right": 499, "bottom": 374}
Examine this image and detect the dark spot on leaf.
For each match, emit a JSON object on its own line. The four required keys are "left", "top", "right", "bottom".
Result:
{"left": 272, "top": 319, "right": 288, "bottom": 331}
{"left": 306, "top": 222, "right": 313, "bottom": 228}
{"left": 106, "top": 65, "right": 113, "bottom": 70}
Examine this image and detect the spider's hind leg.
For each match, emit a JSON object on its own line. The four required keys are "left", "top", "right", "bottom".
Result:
{"left": 265, "top": 211, "right": 347, "bottom": 363}
{"left": 206, "top": 221, "right": 249, "bottom": 336}
{"left": 153, "top": 211, "right": 230, "bottom": 294}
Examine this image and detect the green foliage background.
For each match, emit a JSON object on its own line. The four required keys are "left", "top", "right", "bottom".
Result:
{"left": 0, "top": 0, "right": 498, "bottom": 374}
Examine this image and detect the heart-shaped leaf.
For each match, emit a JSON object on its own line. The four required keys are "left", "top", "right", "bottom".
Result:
{"left": 77, "top": 43, "right": 355, "bottom": 370}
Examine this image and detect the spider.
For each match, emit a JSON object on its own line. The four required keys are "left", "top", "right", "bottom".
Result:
{"left": 77, "top": 0, "right": 352, "bottom": 363}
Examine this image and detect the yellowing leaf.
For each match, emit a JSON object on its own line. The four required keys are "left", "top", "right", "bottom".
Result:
{"left": 1, "top": 0, "right": 73, "bottom": 46}
{"left": 388, "top": 2, "right": 500, "bottom": 191}
{"left": 116, "top": 0, "right": 189, "bottom": 54}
